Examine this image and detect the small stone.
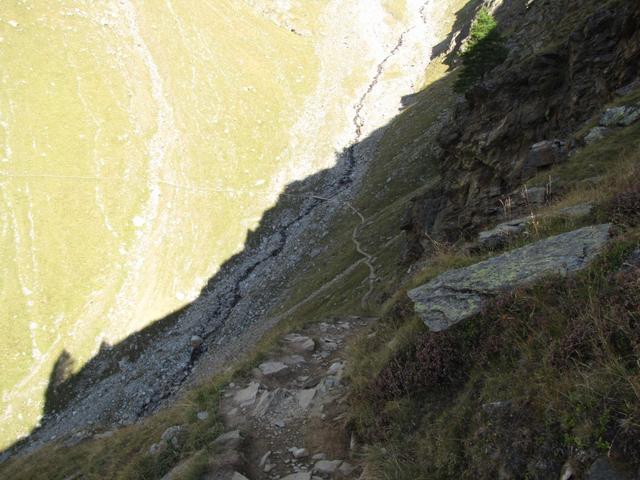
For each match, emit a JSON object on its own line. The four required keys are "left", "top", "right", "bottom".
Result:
{"left": 313, "top": 460, "right": 343, "bottom": 475}
{"left": 289, "top": 447, "right": 308, "bottom": 459}
{"left": 196, "top": 411, "right": 209, "bottom": 421}
{"left": 259, "top": 451, "right": 271, "bottom": 468}
{"left": 478, "top": 217, "right": 530, "bottom": 249}
{"left": 327, "top": 362, "right": 344, "bottom": 376}
{"left": 274, "top": 419, "right": 286, "bottom": 428}
{"left": 280, "top": 473, "right": 312, "bottom": 480}
{"left": 319, "top": 338, "right": 338, "bottom": 351}
{"left": 284, "top": 334, "right": 316, "bottom": 353}
{"left": 322, "top": 376, "right": 341, "bottom": 389}
{"left": 585, "top": 126, "right": 608, "bottom": 144}
{"left": 233, "top": 381, "right": 260, "bottom": 407}
{"left": 311, "top": 453, "right": 327, "bottom": 461}
{"left": 231, "top": 473, "right": 249, "bottom": 480}
{"left": 190, "top": 335, "right": 203, "bottom": 349}
{"left": 214, "top": 430, "right": 242, "bottom": 449}
{"left": 296, "top": 388, "right": 316, "bottom": 409}
{"left": 161, "top": 425, "right": 186, "bottom": 448}
{"left": 339, "top": 461, "right": 356, "bottom": 476}
{"left": 258, "top": 361, "right": 289, "bottom": 376}
{"left": 281, "top": 355, "right": 307, "bottom": 366}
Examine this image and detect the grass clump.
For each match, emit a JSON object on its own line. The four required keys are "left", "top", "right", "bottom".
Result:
{"left": 454, "top": 8, "right": 508, "bottom": 93}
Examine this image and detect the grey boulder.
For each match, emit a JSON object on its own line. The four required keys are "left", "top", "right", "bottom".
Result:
{"left": 523, "top": 139, "right": 567, "bottom": 176}
{"left": 408, "top": 225, "right": 611, "bottom": 331}
{"left": 600, "top": 105, "right": 640, "bottom": 127}
{"left": 585, "top": 126, "right": 609, "bottom": 144}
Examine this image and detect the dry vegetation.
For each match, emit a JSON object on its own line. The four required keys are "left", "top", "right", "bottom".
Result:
{"left": 346, "top": 118, "right": 640, "bottom": 478}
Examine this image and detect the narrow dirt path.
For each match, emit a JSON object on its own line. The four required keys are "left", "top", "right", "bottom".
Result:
{"left": 282, "top": 193, "right": 378, "bottom": 310}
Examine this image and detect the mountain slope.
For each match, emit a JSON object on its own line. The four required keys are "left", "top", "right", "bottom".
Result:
{"left": 1, "top": 0, "right": 639, "bottom": 478}
{"left": 0, "top": 0, "right": 434, "bottom": 448}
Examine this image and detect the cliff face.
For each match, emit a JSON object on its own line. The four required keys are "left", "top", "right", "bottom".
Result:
{"left": 409, "top": 0, "right": 640, "bottom": 248}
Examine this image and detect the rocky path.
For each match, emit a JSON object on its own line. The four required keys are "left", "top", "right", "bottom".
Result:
{"left": 167, "top": 316, "right": 377, "bottom": 480}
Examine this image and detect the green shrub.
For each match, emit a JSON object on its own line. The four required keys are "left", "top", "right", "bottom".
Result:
{"left": 454, "top": 8, "right": 508, "bottom": 93}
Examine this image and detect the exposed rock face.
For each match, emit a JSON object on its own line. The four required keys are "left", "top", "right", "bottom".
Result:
{"left": 408, "top": 225, "right": 611, "bottom": 331}
{"left": 408, "top": 0, "right": 640, "bottom": 248}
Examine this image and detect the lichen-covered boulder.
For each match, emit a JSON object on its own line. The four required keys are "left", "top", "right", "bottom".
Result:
{"left": 408, "top": 225, "right": 611, "bottom": 331}
{"left": 600, "top": 105, "right": 640, "bottom": 127}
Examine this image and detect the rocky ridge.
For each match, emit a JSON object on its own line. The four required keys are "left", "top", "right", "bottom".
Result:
{"left": 407, "top": 0, "right": 640, "bottom": 249}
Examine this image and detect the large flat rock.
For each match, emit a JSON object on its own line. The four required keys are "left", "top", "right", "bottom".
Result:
{"left": 408, "top": 225, "right": 611, "bottom": 331}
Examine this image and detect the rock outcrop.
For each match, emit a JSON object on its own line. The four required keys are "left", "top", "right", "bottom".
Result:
{"left": 407, "top": 0, "right": 640, "bottom": 249}
{"left": 408, "top": 225, "right": 611, "bottom": 331}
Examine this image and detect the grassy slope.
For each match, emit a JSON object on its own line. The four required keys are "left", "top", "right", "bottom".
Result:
{"left": 347, "top": 95, "right": 640, "bottom": 479}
